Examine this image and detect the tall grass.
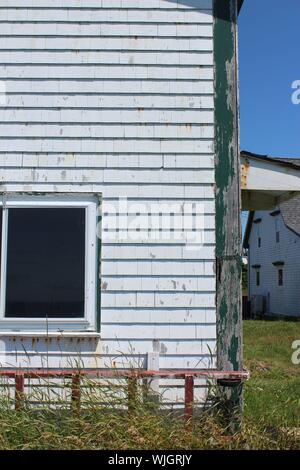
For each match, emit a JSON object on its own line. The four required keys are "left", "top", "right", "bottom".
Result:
{"left": 0, "top": 374, "right": 299, "bottom": 450}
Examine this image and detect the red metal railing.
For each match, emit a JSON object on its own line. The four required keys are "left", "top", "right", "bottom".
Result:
{"left": 0, "top": 368, "right": 249, "bottom": 421}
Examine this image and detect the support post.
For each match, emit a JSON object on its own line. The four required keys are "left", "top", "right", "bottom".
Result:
{"left": 15, "top": 373, "right": 25, "bottom": 411}
{"left": 214, "top": 0, "right": 243, "bottom": 433}
{"left": 71, "top": 374, "right": 81, "bottom": 414}
{"left": 144, "top": 351, "right": 160, "bottom": 407}
{"left": 184, "top": 375, "right": 194, "bottom": 425}
{"left": 128, "top": 375, "right": 138, "bottom": 414}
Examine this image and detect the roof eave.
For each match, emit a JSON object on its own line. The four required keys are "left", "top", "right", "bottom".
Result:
{"left": 238, "top": 0, "right": 244, "bottom": 14}
{"left": 243, "top": 211, "right": 254, "bottom": 249}
{"left": 241, "top": 150, "right": 300, "bottom": 171}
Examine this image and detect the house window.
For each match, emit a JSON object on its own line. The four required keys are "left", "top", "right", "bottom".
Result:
{"left": 275, "top": 219, "right": 280, "bottom": 243}
{"left": 256, "top": 223, "right": 261, "bottom": 248}
{"left": 278, "top": 269, "right": 283, "bottom": 286}
{"left": 256, "top": 270, "right": 260, "bottom": 287}
{"left": 0, "top": 194, "right": 100, "bottom": 332}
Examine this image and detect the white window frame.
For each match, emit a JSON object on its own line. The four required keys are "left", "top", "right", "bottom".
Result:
{"left": 0, "top": 193, "right": 100, "bottom": 334}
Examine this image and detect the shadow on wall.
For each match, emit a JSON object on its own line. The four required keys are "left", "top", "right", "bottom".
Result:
{"left": 0, "top": 337, "right": 100, "bottom": 369}
{"left": 152, "top": 0, "right": 238, "bottom": 23}
{"left": 174, "top": 0, "right": 240, "bottom": 22}
{"left": 169, "top": 0, "right": 212, "bottom": 7}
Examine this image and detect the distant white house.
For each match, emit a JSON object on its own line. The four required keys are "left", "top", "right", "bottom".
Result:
{"left": 244, "top": 179, "right": 300, "bottom": 317}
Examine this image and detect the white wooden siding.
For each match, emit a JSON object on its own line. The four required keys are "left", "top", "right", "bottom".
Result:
{"left": 0, "top": 0, "right": 216, "bottom": 371}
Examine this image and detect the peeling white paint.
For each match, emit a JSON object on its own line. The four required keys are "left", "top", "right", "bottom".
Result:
{"left": 0, "top": 0, "right": 217, "bottom": 372}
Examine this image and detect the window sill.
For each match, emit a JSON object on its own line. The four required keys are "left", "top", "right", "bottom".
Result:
{"left": 0, "top": 331, "right": 101, "bottom": 339}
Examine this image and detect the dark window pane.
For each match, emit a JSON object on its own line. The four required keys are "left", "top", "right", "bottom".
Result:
{"left": 278, "top": 269, "right": 283, "bottom": 286}
{"left": 5, "top": 208, "right": 85, "bottom": 318}
{"left": 256, "top": 270, "right": 260, "bottom": 287}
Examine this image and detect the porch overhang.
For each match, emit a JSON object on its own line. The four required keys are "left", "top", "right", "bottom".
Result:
{"left": 241, "top": 151, "right": 300, "bottom": 210}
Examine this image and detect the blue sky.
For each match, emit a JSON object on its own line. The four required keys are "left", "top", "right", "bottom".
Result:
{"left": 238, "top": 0, "right": 300, "bottom": 158}
{"left": 238, "top": 0, "right": 300, "bottom": 233}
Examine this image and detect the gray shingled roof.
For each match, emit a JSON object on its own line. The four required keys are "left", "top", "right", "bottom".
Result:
{"left": 277, "top": 158, "right": 300, "bottom": 236}
{"left": 280, "top": 195, "right": 300, "bottom": 236}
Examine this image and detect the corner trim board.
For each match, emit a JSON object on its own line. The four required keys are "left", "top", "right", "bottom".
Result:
{"left": 214, "top": 0, "right": 242, "bottom": 373}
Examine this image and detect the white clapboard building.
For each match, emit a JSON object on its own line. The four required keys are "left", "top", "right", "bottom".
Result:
{"left": 244, "top": 161, "right": 300, "bottom": 318}
{"left": 0, "top": 0, "right": 244, "bottom": 406}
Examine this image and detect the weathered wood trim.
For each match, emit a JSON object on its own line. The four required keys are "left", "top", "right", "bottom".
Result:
{"left": 214, "top": 0, "right": 242, "bottom": 374}
{"left": 96, "top": 195, "right": 102, "bottom": 333}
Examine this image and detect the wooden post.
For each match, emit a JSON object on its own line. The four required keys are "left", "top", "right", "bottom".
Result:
{"left": 127, "top": 375, "right": 138, "bottom": 414}
{"left": 144, "top": 351, "right": 160, "bottom": 407}
{"left": 15, "top": 373, "right": 25, "bottom": 411}
{"left": 184, "top": 375, "right": 194, "bottom": 425}
{"left": 214, "top": 0, "right": 243, "bottom": 433}
{"left": 71, "top": 374, "right": 81, "bottom": 414}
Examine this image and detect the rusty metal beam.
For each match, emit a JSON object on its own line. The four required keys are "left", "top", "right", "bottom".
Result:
{"left": 4, "top": 368, "right": 249, "bottom": 423}
{"left": 71, "top": 374, "right": 81, "bottom": 414}
{"left": 15, "top": 372, "right": 25, "bottom": 411}
{"left": 0, "top": 368, "right": 249, "bottom": 380}
{"left": 184, "top": 375, "right": 194, "bottom": 424}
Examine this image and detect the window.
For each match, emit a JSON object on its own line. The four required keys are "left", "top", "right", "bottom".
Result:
{"left": 278, "top": 269, "right": 283, "bottom": 286}
{"left": 0, "top": 194, "right": 100, "bottom": 332}
{"left": 256, "top": 270, "right": 260, "bottom": 287}
{"left": 256, "top": 223, "right": 261, "bottom": 248}
{"left": 275, "top": 219, "right": 280, "bottom": 243}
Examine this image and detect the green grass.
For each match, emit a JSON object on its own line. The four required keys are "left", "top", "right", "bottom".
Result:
{"left": 0, "top": 319, "right": 300, "bottom": 449}
{"left": 0, "top": 403, "right": 299, "bottom": 450}
{"left": 244, "top": 320, "right": 300, "bottom": 427}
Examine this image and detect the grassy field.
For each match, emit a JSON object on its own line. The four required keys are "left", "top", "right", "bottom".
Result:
{"left": 0, "top": 320, "right": 300, "bottom": 449}
{"left": 244, "top": 320, "right": 300, "bottom": 428}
